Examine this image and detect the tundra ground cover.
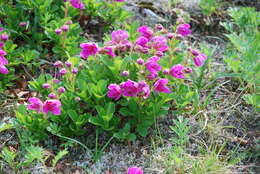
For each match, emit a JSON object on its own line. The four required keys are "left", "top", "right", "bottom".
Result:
{"left": 0, "top": 0, "right": 259, "bottom": 173}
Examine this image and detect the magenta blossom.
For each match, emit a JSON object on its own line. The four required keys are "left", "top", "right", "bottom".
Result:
{"left": 120, "top": 80, "right": 140, "bottom": 97}
{"left": 145, "top": 56, "right": 161, "bottom": 76}
{"left": 107, "top": 84, "right": 122, "bottom": 100}
{"left": 138, "top": 26, "right": 153, "bottom": 40}
{"left": 116, "top": 0, "right": 125, "bottom": 2}
{"left": 104, "top": 46, "right": 116, "bottom": 57}
{"left": 27, "top": 97, "right": 43, "bottom": 113}
{"left": 149, "top": 36, "right": 168, "bottom": 52}
{"left": 154, "top": 78, "right": 171, "bottom": 93}
{"left": 127, "top": 167, "right": 143, "bottom": 174}
{"left": 194, "top": 53, "right": 207, "bottom": 67}
{"left": 80, "top": 43, "right": 98, "bottom": 59}
{"left": 0, "top": 65, "right": 8, "bottom": 74}
{"left": 70, "top": 0, "right": 85, "bottom": 9}
{"left": 111, "top": 30, "right": 129, "bottom": 44}
{"left": 177, "top": 24, "right": 192, "bottom": 36}
{"left": 138, "top": 81, "right": 150, "bottom": 99}
{"left": 0, "top": 33, "right": 8, "bottom": 41}
{"left": 170, "top": 64, "right": 185, "bottom": 79}
{"left": 135, "top": 36, "right": 149, "bottom": 48}
{"left": 43, "top": 99, "right": 62, "bottom": 115}
{"left": 0, "top": 50, "right": 8, "bottom": 65}
{"left": 0, "top": 42, "right": 4, "bottom": 48}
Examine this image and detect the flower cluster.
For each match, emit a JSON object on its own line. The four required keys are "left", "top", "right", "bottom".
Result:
{"left": 107, "top": 78, "right": 171, "bottom": 100}
{"left": 78, "top": 23, "right": 207, "bottom": 101}
{"left": 27, "top": 97, "right": 62, "bottom": 115}
{"left": 0, "top": 31, "right": 9, "bottom": 74}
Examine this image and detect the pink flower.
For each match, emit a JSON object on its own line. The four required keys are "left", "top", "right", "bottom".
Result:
{"left": 121, "top": 71, "right": 129, "bottom": 77}
{"left": 42, "top": 83, "right": 51, "bottom": 89}
{"left": 149, "top": 36, "right": 168, "bottom": 52}
{"left": 0, "top": 49, "right": 7, "bottom": 57}
{"left": 61, "top": 25, "right": 69, "bottom": 32}
{"left": 170, "top": 64, "right": 185, "bottom": 79}
{"left": 138, "top": 81, "right": 150, "bottom": 99}
{"left": 0, "top": 50, "right": 8, "bottom": 65}
{"left": 0, "top": 42, "right": 4, "bottom": 48}
{"left": 154, "top": 78, "right": 171, "bottom": 93}
{"left": 59, "top": 68, "right": 68, "bottom": 76}
{"left": 135, "top": 36, "right": 149, "bottom": 48}
{"left": 70, "top": 0, "right": 85, "bottom": 9}
{"left": 138, "top": 26, "right": 153, "bottom": 40}
{"left": 72, "top": 67, "right": 78, "bottom": 74}
{"left": 137, "top": 58, "right": 144, "bottom": 65}
{"left": 127, "top": 167, "right": 143, "bottom": 174}
{"left": 58, "top": 87, "right": 66, "bottom": 93}
{"left": 53, "top": 61, "right": 63, "bottom": 67}
{"left": 194, "top": 53, "right": 207, "bottom": 67}
{"left": 43, "top": 99, "right": 62, "bottom": 115}
{"left": 55, "top": 29, "right": 62, "bottom": 35}
{"left": 0, "top": 33, "right": 8, "bottom": 41}
{"left": 107, "top": 84, "right": 122, "bottom": 100}
{"left": 116, "top": 0, "right": 125, "bottom": 2}
{"left": 80, "top": 43, "right": 98, "bottom": 59}
{"left": 145, "top": 56, "right": 161, "bottom": 76}
{"left": 120, "top": 80, "right": 140, "bottom": 97}
{"left": 48, "top": 93, "right": 56, "bottom": 99}
{"left": 111, "top": 30, "right": 129, "bottom": 44}
{"left": 0, "top": 65, "right": 8, "bottom": 74}
{"left": 27, "top": 97, "right": 43, "bottom": 113}
{"left": 177, "top": 24, "right": 191, "bottom": 36}
{"left": 104, "top": 46, "right": 116, "bottom": 57}
{"left": 65, "top": 61, "right": 72, "bottom": 67}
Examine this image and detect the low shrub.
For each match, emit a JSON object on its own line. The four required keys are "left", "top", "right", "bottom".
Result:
{"left": 16, "top": 23, "right": 210, "bottom": 141}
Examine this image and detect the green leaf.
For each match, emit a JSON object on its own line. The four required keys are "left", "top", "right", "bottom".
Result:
{"left": 52, "top": 149, "right": 68, "bottom": 167}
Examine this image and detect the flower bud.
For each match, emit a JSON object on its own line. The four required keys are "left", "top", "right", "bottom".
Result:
{"left": 155, "top": 24, "right": 164, "bottom": 31}
{"left": 137, "top": 58, "right": 144, "bottom": 65}
{"left": 155, "top": 51, "right": 163, "bottom": 57}
{"left": 55, "top": 28, "right": 62, "bottom": 35}
{"left": 58, "top": 87, "right": 66, "bottom": 93}
{"left": 75, "top": 97, "right": 81, "bottom": 102}
{"left": 176, "top": 34, "right": 183, "bottom": 40}
{"left": 42, "top": 83, "right": 51, "bottom": 89}
{"left": 167, "top": 33, "right": 174, "bottom": 39}
{"left": 61, "top": 25, "right": 69, "bottom": 32}
{"left": 53, "top": 79, "right": 60, "bottom": 84}
{"left": 0, "top": 42, "right": 4, "bottom": 48}
{"left": 163, "top": 69, "right": 169, "bottom": 75}
{"left": 65, "top": 20, "right": 73, "bottom": 25}
{"left": 121, "top": 71, "right": 129, "bottom": 77}
{"left": 0, "top": 33, "right": 8, "bottom": 41}
{"left": 65, "top": 61, "right": 72, "bottom": 67}
{"left": 48, "top": 93, "right": 56, "bottom": 99}
{"left": 184, "top": 67, "right": 192, "bottom": 73}
{"left": 72, "top": 67, "right": 78, "bottom": 74}
{"left": 191, "top": 49, "right": 200, "bottom": 56}
{"left": 59, "top": 68, "right": 68, "bottom": 76}
{"left": 53, "top": 61, "right": 63, "bottom": 68}
{"left": 19, "top": 22, "right": 27, "bottom": 27}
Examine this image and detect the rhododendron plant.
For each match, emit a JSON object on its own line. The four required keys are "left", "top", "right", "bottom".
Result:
{"left": 16, "top": 21, "right": 209, "bottom": 140}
